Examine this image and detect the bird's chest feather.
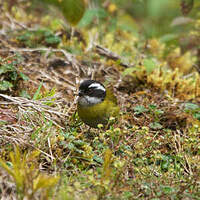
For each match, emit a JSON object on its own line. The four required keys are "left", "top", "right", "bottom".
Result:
{"left": 78, "top": 100, "right": 108, "bottom": 121}
{"left": 77, "top": 90, "right": 119, "bottom": 127}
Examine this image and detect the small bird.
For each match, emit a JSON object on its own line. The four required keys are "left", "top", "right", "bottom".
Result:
{"left": 77, "top": 80, "right": 119, "bottom": 128}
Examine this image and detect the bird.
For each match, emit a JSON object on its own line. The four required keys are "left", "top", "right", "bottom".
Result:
{"left": 77, "top": 80, "right": 119, "bottom": 128}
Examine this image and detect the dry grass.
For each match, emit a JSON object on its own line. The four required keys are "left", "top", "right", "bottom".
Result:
{"left": 0, "top": 2, "right": 200, "bottom": 200}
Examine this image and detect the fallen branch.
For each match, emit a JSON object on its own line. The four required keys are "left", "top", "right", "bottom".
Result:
{"left": 94, "top": 44, "right": 131, "bottom": 68}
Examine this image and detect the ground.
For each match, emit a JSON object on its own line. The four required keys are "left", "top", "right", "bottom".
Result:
{"left": 0, "top": 1, "right": 200, "bottom": 200}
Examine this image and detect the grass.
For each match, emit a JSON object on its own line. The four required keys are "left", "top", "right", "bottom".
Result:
{"left": 0, "top": 1, "right": 200, "bottom": 199}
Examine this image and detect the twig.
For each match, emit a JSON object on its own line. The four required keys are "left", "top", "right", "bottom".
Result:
{"left": 0, "top": 94, "right": 66, "bottom": 115}
{"left": 0, "top": 94, "right": 67, "bottom": 129}
{"left": 4, "top": 12, "right": 38, "bottom": 32}
{"left": 193, "top": 64, "right": 200, "bottom": 74}
{"left": 184, "top": 155, "right": 193, "bottom": 175}
{"left": 0, "top": 47, "right": 81, "bottom": 72}
{"left": 48, "top": 137, "right": 54, "bottom": 162}
{"left": 94, "top": 44, "right": 131, "bottom": 68}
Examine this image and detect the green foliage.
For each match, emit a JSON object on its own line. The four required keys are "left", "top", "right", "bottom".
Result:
{"left": 42, "top": 0, "right": 85, "bottom": 26}
{"left": 0, "top": 80, "right": 13, "bottom": 91}
{"left": 148, "top": 104, "right": 164, "bottom": 120}
{"left": 32, "top": 83, "right": 56, "bottom": 105}
{"left": 122, "top": 66, "right": 136, "bottom": 77}
{"left": 134, "top": 104, "right": 164, "bottom": 129}
{"left": 78, "top": 8, "right": 108, "bottom": 27}
{"left": 33, "top": 82, "right": 43, "bottom": 100}
{"left": 0, "top": 147, "right": 59, "bottom": 199}
{"left": 0, "top": 55, "right": 28, "bottom": 92}
{"left": 1, "top": 0, "right": 200, "bottom": 199}
{"left": 149, "top": 122, "right": 163, "bottom": 130}
{"left": 133, "top": 105, "right": 148, "bottom": 115}
{"left": 143, "top": 58, "right": 157, "bottom": 74}
{"left": 59, "top": 128, "right": 94, "bottom": 169}
{"left": 17, "top": 29, "right": 61, "bottom": 48}
{"left": 184, "top": 103, "right": 200, "bottom": 120}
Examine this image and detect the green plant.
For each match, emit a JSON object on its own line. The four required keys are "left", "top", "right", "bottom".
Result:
{"left": 0, "top": 147, "right": 59, "bottom": 199}
{"left": 42, "top": 0, "right": 86, "bottom": 26}
{"left": 0, "top": 55, "right": 28, "bottom": 92}
{"left": 184, "top": 103, "right": 200, "bottom": 120}
{"left": 17, "top": 29, "right": 61, "bottom": 48}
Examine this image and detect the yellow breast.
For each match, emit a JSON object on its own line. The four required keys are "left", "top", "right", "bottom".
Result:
{"left": 77, "top": 89, "right": 119, "bottom": 128}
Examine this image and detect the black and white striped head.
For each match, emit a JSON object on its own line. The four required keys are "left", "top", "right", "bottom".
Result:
{"left": 78, "top": 80, "right": 106, "bottom": 106}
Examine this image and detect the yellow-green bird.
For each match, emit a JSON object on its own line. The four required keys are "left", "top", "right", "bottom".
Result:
{"left": 77, "top": 80, "right": 119, "bottom": 128}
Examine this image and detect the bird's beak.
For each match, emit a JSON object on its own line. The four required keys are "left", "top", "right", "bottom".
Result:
{"left": 78, "top": 91, "right": 83, "bottom": 97}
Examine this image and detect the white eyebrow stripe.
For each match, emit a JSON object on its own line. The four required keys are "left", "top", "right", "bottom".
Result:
{"left": 89, "top": 83, "right": 106, "bottom": 91}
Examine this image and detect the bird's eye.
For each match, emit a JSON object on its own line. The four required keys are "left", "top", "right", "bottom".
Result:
{"left": 87, "top": 88, "right": 93, "bottom": 94}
